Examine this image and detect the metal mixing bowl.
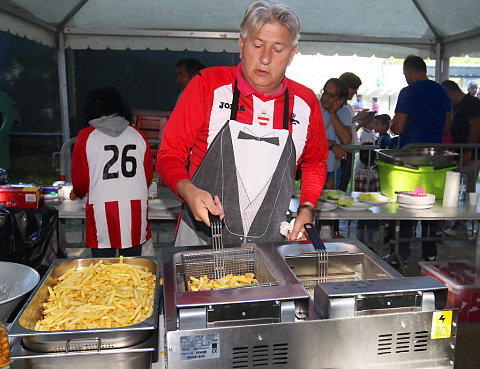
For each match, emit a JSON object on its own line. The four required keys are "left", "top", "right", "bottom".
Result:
{"left": 0, "top": 261, "right": 40, "bottom": 322}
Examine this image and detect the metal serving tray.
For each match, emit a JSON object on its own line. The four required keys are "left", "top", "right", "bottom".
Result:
{"left": 7, "top": 257, "right": 161, "bottom": 353}
{"left": 377, "top": 148, "right": 457, "bottom": 168}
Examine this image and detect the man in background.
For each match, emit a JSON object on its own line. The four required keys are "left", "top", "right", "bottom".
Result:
{"left": 442, "top": 80, "right": 480, "bottom": 236}
{"left": 176, "top": 58, "right": 205, "bottom": 101}
{"left": 353, "top": 93, "right": 364, "bottom": 112}
{"left": 0, "top": 91, "right": 21, "bottom": 170}
{"left": 389, "top": 55, "right": 451, "bottom": 265}
{"left": 467, "top": 80, "right": 478, "bottom": 97}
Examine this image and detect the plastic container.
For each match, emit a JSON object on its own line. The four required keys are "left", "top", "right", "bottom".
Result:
{"left": 377, "top": 161, "right": 455, "bottom": 199}
{"left": 458, "top": 171, "right": 467, "bottom": 205}
{"left": 419, "top": 259, "right": 480, "bottom": 322}
{"left": 40, "top": 186, "right": 62, "bottom": 205}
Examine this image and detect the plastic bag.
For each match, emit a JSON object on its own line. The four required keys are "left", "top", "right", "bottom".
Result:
{"left": 141, "top": 238, "right": 155, "bottom": 256}
{"left": 0, "top": 206, "right": 66, "bottom": 276}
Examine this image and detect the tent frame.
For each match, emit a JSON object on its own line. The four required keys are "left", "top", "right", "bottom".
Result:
{"left": 3, "top": 0, "right": 480, "bottom": 144}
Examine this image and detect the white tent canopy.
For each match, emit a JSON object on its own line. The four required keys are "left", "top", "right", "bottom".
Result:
{"left": 2, "top": 0, "right": 480, "bottom": 57}
{"left": 2, "top": 0, "right": 480, "bottom": 142}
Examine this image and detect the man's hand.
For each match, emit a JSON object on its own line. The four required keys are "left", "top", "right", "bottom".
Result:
{"left": 332, "top": 144, "right": 347, "bottom": 161}
{"left": 69, "top": 190, "right": 78, "bottom": 201}
{"left": 352, "top": 109, "right": 370, "bottom": 123}
{"left": 287, "top": 202, "right": 315, "bottom": 241}
{"left": 327, "top": 99, "right": 345, "bottom": 114}
{"left": 462, "top": 150, "right": 472, "bottom": 166}
{"left": 177, "top": 179, "right": 224, "bottom": 226}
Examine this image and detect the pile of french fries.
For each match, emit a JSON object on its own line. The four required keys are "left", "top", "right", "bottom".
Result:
{"left": 188, "top": 273, "right": 258, "bottom": 291}
{"left": 35, "top": 256, "right": 155, "bottom": 331}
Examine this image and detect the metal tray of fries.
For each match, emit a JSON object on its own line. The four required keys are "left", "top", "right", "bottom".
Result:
{"left": 7, "top": 256, "right": 161, "bottom": 353}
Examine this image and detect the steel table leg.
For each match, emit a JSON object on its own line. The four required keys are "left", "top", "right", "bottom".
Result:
{"left": 384, "top": 220, "right": 407, "bottom": 275}
{"left": 476, "top": 220, "right": 480, "bottom": 269}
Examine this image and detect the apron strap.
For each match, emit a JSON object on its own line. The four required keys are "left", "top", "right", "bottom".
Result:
{"left": 230, "top": 81, "right": 240, "bottom": 121}
{"left": 231, "top": 80, "right": 290, "bottom": 130}
{"left": 283, "top": 88, "right": 289, "bottom": 130}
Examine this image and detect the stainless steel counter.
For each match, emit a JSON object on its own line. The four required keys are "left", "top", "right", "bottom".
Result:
{"left": 290, "top": 192, "right": 480, "bottom": 273}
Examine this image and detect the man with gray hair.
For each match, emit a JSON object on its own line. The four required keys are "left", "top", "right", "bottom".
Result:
{"left": 157, "top": 1, "right": 327, "bottom": 246}
{"left": 467, "top": 80, "right": 478, "bottom": 97}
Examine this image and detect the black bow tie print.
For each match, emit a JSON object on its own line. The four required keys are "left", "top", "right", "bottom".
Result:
{"left": 237, "top": 131, "right": 279, "bottom": 146}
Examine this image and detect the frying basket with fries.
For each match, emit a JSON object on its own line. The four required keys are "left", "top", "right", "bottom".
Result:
{"left": 181, "top": 247, "right": 279, "bottom": 291}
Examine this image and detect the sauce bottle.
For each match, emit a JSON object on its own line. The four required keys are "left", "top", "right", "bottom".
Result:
{"left": 0, "top": 321, "right": 11, "bottom": 369}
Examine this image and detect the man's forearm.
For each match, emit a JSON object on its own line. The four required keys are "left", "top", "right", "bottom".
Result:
{"left": 330, "top": 112, "right": 352, "bottom": 144}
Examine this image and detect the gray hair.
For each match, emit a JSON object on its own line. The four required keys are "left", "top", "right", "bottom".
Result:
{"left": 240, "top": 1, "right": 301, "bottom": 46}
{"left": 467, "top": 80, "right": 478, "bottom": 88}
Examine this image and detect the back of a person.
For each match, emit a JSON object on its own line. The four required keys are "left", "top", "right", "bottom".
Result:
{"left": 77, "top": 124, "right": 151, "bottom": 249}
{"left": 398, "top": 80, "right": 450, "bottom": 148}
{"left": 450, "top": 93, "right": 480, "bottom": 146}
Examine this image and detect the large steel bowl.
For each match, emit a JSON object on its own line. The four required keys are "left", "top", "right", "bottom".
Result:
{"left": 377, "top": 147, "right": 458, "bottom": 168}
{"left": 0, "top": 261, "right": 40, "bottom": 322}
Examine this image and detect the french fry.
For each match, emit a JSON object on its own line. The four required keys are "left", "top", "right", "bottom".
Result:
{"left": 35, "top": 260, "right": 155, "bottom": 331}
{"left": 188, "top": 272, "right": 258, "bottom": 291}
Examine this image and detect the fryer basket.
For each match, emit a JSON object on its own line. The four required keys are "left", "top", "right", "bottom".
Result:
{"left": 182, "top": 247, "right": 278, "bottom": 290}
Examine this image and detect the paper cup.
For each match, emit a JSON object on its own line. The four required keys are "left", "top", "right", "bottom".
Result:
{"left": 468, "top": 192, "right": 479, "bottom": 206}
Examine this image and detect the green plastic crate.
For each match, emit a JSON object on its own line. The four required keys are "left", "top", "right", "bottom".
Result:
{"left": 376, "top": 161, "right": 456, "bottom": 200}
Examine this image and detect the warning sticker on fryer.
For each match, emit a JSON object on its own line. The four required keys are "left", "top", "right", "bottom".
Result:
{"left": 180, "top": 334, "right": 220, "bottom": 360}
{"left": 431, "top": 311, "right": 452, "bottom": 339}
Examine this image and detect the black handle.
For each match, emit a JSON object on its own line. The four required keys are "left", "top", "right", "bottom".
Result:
{"left": 208, "top": 213, "right": 221, "bottom": 225}
{"left": 433, "top": 163, "right": 457, "bottom": 171}
{"left": 304, "top": 223, "right": 326, "bottom": 251}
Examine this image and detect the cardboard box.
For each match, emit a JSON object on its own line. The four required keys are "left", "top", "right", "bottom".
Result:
{"left": 0, "top": 186, "right": 44, "bottom": 209}
{"left": 420, "top": 260, "right": 480, "bottom": 322}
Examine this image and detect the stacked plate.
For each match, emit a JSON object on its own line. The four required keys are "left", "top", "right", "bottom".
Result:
{"left": 396, "top": 192, "right": 435, "bottom": 209}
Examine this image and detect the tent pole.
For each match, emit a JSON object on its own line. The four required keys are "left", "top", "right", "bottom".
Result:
{"left": 57, "top": 31, "right": 70, "bottom": 145}
{"left": 435, "top": 43, "right": 441, "bottom": 82}
{"left": 434, "top": 42, "right": 450, "bottom": 83}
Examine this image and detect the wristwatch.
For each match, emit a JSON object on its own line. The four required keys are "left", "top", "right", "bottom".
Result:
{"left": 297, "top": 204, "right": 315, "bottom": 218}
{"left": 328, "top": 141, "right": 336, "bottom": 151}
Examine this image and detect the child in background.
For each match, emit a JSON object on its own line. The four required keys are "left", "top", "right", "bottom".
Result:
{"left": 374, "top": 114, "right": 392, "bottom": 149}
{"left": 357, "top": 112, "right": 376, "bottom": 144}
{"left": 371, "top": 97, "right": 379, "bottom": 114}
{"left": 354, "top": 142, "right": 380, "bottom": 244}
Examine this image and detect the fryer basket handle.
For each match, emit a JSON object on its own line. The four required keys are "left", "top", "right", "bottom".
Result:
{"left": 304, "top": 223, "right": 326, "bottom": 251}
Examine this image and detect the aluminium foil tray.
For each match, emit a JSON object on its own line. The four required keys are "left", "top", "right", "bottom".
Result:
{"left": 7, "top": 256, "right": 161, "bottom": 353}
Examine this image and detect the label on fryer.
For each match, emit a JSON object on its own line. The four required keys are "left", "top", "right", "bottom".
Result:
{"left": 431, "top": 310, "right": 452, "bottom": 339}
{"left": 180, "top": 334, "right": 220, "bottom": 360}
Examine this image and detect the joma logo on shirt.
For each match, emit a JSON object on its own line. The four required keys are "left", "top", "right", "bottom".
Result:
{"left": 290, "top": 113, "right": 300, "bottom": 125}
{"left": 219, "top": 102, "right": 245, "bottom": 111}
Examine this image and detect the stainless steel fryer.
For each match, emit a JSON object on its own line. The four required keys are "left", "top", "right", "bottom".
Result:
{"left": 161, "top": 239, "right": 458, "bottom": 369}
{"left": 7, "top": 256, "right": 161, "bottom": 354}
{"left": 167, "top": 244, "right": 310, "bottom": 330}
{"left": 276, "top": 242, "right": 393, "bottom": 295}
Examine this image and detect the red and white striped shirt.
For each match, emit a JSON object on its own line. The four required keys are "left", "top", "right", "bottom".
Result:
{"left": 157, "top": 64, "right": 328, "bottom": 207}
{"left": 72, "top": 123, "right": 153, "bottom": 249}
